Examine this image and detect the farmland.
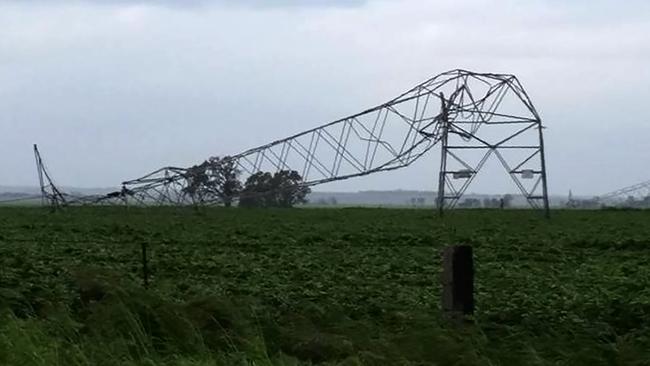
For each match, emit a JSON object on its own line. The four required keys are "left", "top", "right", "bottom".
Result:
{"left": 1, "top": 207, "right": 650, "bottom": 365}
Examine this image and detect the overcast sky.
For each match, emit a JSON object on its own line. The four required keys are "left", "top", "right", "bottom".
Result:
{"left": 1, "top": 0, "right": 649, "bottom": 195}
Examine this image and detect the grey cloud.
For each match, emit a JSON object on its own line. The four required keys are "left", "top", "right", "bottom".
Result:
{"left": 0, "top": 0, "right": 648, "bottom": 195}
{"left": 11, "top": 0, "right": 367, "bottom": 8}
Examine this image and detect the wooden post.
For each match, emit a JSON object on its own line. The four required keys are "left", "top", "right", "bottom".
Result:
{"left": 442, "top": 245, "right": 474, "bottom": 320}
{"left": 141, "top": 242, "right": 149, "bottom": 289}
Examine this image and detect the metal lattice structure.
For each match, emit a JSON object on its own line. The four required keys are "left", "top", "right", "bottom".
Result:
{"left": 600, "top": 180, "right": 650, "bottom": 204}
{"left": 36, "top": 69, "right": 550, "bottom": 215}
{"left": 33, "top": 144, "right": 67, "bottom": 209}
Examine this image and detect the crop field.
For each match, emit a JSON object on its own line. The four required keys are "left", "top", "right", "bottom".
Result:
{"left": 1, "top": 207, "right": 650, "bottom": 365}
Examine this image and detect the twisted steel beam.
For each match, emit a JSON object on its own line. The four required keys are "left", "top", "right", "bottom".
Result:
{"left": 36, "top": 69, "right": 550, "bottom": 214}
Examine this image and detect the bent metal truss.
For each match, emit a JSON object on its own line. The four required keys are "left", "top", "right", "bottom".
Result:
{"left": 35, "top": 69, "right": 550, "bottom": 216}
{"left": 599, "top": 180, "right": 650, "bottom": 204}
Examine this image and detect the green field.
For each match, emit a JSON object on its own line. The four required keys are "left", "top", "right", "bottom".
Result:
{"left": 1, "top": 207, "right": 650, "bottom": 365}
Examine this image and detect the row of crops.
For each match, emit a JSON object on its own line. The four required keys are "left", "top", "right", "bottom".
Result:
{"left": 1, "top": 207, "right": 650, "bottom": 365}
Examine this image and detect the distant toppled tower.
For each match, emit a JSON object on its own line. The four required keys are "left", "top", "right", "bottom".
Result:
{"left": 31, "top": 70, "right": 550, "bottom": 217}
{"left": 33, "top": 144, "right": 67, "bottom": 209}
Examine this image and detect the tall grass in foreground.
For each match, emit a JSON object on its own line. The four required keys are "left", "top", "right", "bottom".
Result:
{"left": 0, "top": 308, "right": 284, "bottom": 366}
{"left": 0, "top": 268, "right": 292, "bottom": 366}
{"left": 4, "top": 309, "right": 649, "bottom": 366}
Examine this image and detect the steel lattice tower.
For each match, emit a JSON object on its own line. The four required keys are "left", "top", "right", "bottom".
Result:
{"left": 33, "top": 70, "right": 550, "bottom": 216}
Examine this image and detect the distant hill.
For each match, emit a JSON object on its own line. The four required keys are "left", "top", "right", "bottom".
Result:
{"left": 307, "top": 190, "right": 569, "bottom": 208}
{"left": 0, "top": 185, "right": 117, "bottom": 204}
{"left": 1, "top": 186, "right": 570, "bottom": 207}
{"left": 307, "top": 190, "right": 436, "bottom": 207}
{"left": 0, "top": 186, "right": 41, "bottom": 195}
{"left": 0, "top": 185, "right": 116, "bottom": 196}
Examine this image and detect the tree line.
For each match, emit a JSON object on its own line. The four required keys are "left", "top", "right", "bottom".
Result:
{"left": 181, "top": 156, "right": 310, "bottom": 208}
{"left": 457, "top": 194, "right": 515, "bottom": 209}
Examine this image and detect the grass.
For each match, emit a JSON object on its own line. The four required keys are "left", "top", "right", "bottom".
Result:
{"left": 1, "top": 207, "right": 650, "bottom": 364}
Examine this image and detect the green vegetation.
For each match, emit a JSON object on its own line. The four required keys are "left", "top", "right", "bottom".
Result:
{"left": 1, "top": 207, "right": 650, "bottom": 365}
{"left": 181, "top": 154, "right": 310, "bottom": 208}
{"left": 240, "top": 170, "right": 311, "bottom": 208}
{"left": 183, "top": 156, "right": 243, "bottom": 207}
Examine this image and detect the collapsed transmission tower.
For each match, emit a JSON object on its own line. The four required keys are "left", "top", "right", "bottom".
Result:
{"left": 40, "top": 69, "right": 550, "bottom": 216}
{"left": 600, "top": 180, "right": 650, "bottom": 204}
{"left": 33, "top": 144, "right": 67, "bottom": 208}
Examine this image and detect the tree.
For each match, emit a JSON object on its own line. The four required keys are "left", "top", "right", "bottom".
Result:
{"left": 272, "top": 170, "right": 310, "bottom": 207}
{"left": 239, "top": 170, "right": 311, "bottom": 208}
{"left": 205, "top": 156, "right": 242, "bottom": 207}
{"left": 315, "top": 196, "right": 338, "bottom": 206}
{"left": 181, "top": 156, "right": 243, "bottom": 207}
{"left": 239, "top": 172, "right": 274, "bottom": 208}
{"left": 459, "top": 198, "right": 481, "bottom": 208}
{"left": 502, "top": 194, "right": 514, "bottom": 208}
{"left": 482, "top": 197, "right": 500, "bottom": 208}
{"left": 182, "top": 162, "right": 210, "bottom": 205}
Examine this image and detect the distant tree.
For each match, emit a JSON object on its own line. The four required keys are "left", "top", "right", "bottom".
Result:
{"left": 573, "top": 196, "right": 601, "bottom": 209}
{"left": 642, "top": 196, "right": 650, "bottom": 208}
{"left": 182, "top": 163, "right": 210, "bottom": 205}
{"left": 273, "top": 170, "right": 311, "bottom": 207}
{"left": 482, "top": 197, "right": 500, "bottom": 208}
{"left": 458, "top": 198, "right": 481, "bottom": 208}
{"left": 502, "top": 194, "right": 514, "bottom": 208}
{"left": 316, "top": 198, "right": 329, "bottom": 205}
{"left": 328, "top": 197, "right": 338, "bottom": 205}
{"left": 205, "top": 156, "right": 242, "bottom": 207}
{"left": 239, "top": 172, "right": 274, "bottom": 208}
{"left": 410, "top": 197, "right": 426, "bottom": 207}
{"left": 239, "top": 170, "right": 310, "bottom": 208}
{"left": 181, "top": 156, "right": 242, "bottom": 207}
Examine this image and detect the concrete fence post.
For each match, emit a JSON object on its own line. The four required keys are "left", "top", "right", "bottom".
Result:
{"left": 442, "top": 245, "right": 474, "bottom": 319}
